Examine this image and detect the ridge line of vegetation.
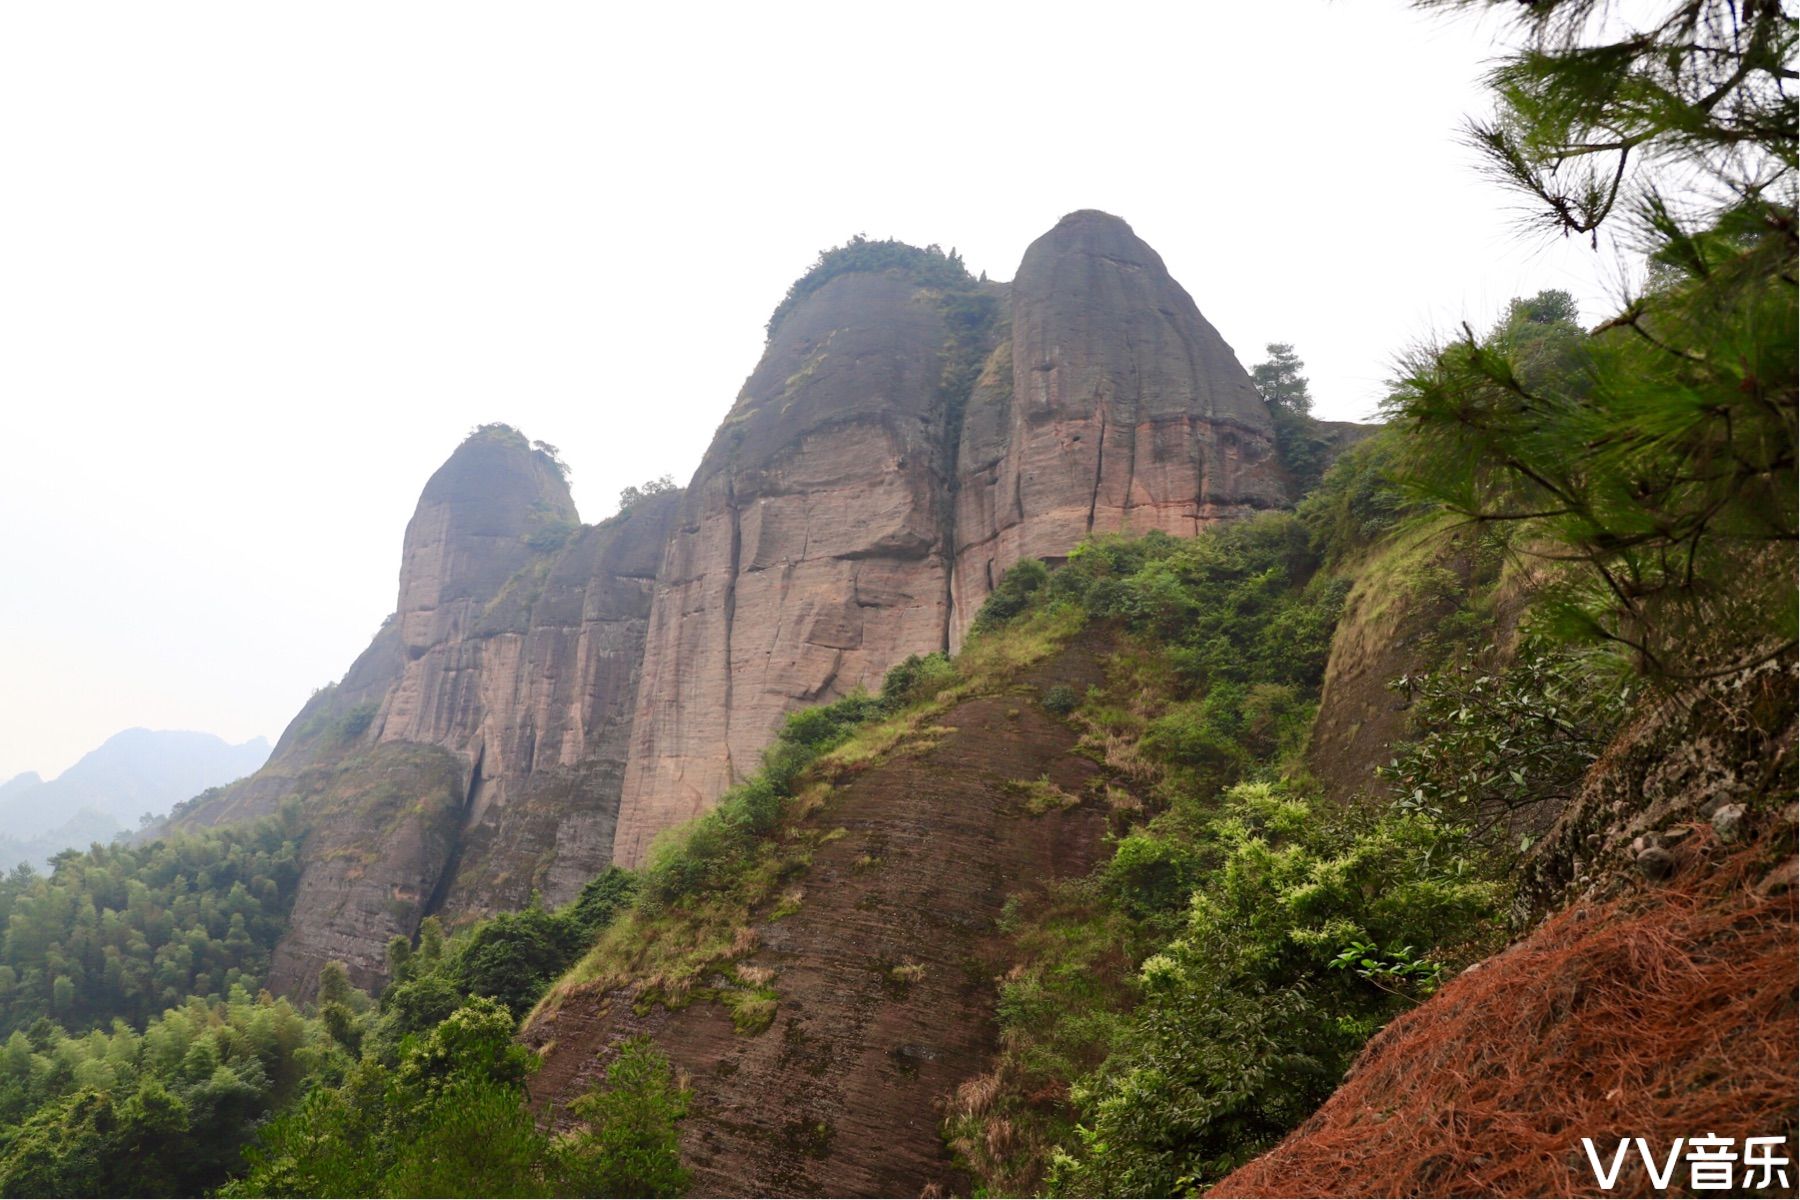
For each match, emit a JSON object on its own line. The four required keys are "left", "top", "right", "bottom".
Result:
{"left": 765, "top": 235, "right": 976, "bottom": 339}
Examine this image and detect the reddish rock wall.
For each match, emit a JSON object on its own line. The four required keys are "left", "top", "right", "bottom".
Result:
{"left": 950, "top": 210, "right": 1286, "bottom": 649}
{"left": 615, "top": 211, "right": 1289, "bottom": 865}
{"left": 611, "top": 271, "right": 970, "bottom": 868}
{"left": 180, "top": 427, "right": 680, "bottom": 994}
{"left": 187, "top": 210, "right": 1294, "bottom": 990}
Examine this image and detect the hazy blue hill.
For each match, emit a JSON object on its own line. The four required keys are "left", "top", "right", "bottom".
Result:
{"left": 0, "top": 772, "right": 42, "bottom": 804}
{"left": 0, "top": 729, "right": 270, "bottom": 868}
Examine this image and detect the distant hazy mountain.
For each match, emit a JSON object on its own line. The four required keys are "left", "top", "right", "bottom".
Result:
{"left": 0, "top": 729, "right": 270, "bottom": 870}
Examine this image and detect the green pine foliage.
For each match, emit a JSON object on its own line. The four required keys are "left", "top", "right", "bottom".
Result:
{"left": 1396, "top": 0, "right": 1797, "bottom": 679}
{"left": 0, "top": 812, "right": 305, "bottom": 1037}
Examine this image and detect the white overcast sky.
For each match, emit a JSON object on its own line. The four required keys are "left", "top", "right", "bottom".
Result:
{"left": 0, "top": 1, "right": 1643, "bottom": 783}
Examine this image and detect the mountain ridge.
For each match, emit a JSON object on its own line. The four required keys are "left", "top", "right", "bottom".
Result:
{"left": 0, "top": 728, "right": 270, "bottom": 870}
{"left": 175, "top": 210, "right": 1308, "bottom": 998}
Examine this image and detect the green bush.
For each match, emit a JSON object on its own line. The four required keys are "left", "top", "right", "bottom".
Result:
{"left": 1101, "top": 832, "right": 1205, "bottom": 922}
{"left": 1295, "top": 429, "right": 1411, "bottom": 564}
{"left": 1049, "top": 783, "right": 1501, "bottom": 1196}
{"left": 227, "top": 998, "right": 556, "bottom": 1199}
{"left": 972, "top": 558, "right": 1050, "bottom": 632}
{"left": 879, "top": 652, "right": 955, "bottom": 711}
{"left": 640, "top": 693, "right": 888, "bottom": 907}
{"left": 1382, "top": 643, "right": 1631, "bottom": 841}
{"left": 375, "top": 870, "right": 638, "bottom": 1047}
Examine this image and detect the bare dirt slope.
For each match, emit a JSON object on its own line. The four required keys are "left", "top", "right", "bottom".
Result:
{"left": 525, "top": 642, "right": 1113, "bottom": 1197}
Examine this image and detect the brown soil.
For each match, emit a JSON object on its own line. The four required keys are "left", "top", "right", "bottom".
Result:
{"left": 525, "top": 641, "right": 1113, "bottom": 1197}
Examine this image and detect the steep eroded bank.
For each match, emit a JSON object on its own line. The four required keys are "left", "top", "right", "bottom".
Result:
{"left": 527, "top": 641, "right": 1113, "bottom": 1197}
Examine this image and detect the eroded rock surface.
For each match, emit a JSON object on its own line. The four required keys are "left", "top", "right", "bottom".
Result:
{"left": 179, "top": 427, "right": 679, "bottom": 993}
{"left": 527, "top": 644, "right": 1113, "bottom": 1197}
{"left": 615, "top": 212, "right": 1289, "bottom": 864}
{"left": 612, "top": 271, "right": 977, "bottom": 867}
{"left": 949, "top": 210, "right": 1287, "bottom": 649}
{"left": 189, "top": 210, "right": 1295, "bottom": 990}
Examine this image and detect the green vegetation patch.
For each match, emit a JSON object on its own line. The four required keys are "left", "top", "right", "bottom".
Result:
{"left": 0, "top": 810, "right": 308, "bottom": 1037}
{"left": 765, "top": 236, "right": 975, "bottom": 339}
{"left": 937, "top": 512, "right": 1536, "bottom": 1195}
{"left": 223, "top": 1002, "right": 690, "bottom": 1198}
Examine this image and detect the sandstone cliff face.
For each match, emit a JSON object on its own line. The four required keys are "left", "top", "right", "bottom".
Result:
{"left": 260, "top": 742, "right": 467, "bottom": 996}
{"left": 369, "top": 431, "right": 684, "bottom": 910}
{"left": 949, "top": 210, "right": 1287, "bottom": 649}
{"left": 191, "top": 211, "right": 1293, "bottom": 989}
{"left": 613, "top": 213, "right": 1288, "bottom": 865}
{"left": 610, "top": 270, "right": 982, "bottom": 867}
{"left": 179, "top": 426, "right": 680, "bottom": 995}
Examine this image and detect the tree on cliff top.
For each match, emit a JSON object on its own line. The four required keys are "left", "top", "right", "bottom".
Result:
{"left": 1252, "top": 343, "right": 1331, "bottom": 493}
{"left": 765, "top": 236, "right": 974, "bottom": 338}
{"left": 617, "top": 474, "right": 676, "bottom": 516}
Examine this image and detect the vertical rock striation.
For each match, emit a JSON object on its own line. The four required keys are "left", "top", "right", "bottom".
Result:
{"left": 612, "top": 270, "right": 976, "bottom": 867}
{"left": 949, "top": 209, "right": 1286, "bottom": 648}
{"left": 179, "top": 426, "right": 680, "bottom": 994}
{"left": 184, "top": 210, "right": 1296, "bottom": 993}
{"left": 616, "top": 211, "right": 1288, "bottom": 863}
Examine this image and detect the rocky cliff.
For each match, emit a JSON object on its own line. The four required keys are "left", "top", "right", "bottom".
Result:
{"left": 949, "top": 210, "right": 1286, "bottom": 650}
{"left": 526, "top": 639, "right": 1116, "bottom": 1197}
{"left": 179, "top": 426, "right": 680, "bottom": 993}
{"left": 185, "top": 211, "right": 1293, "bottom": 991}
{"left": 609, "top": 264, "right": 989, "bottom": 868}
{"left": 611, "top": 212, "right": 1287, "bottom": 866}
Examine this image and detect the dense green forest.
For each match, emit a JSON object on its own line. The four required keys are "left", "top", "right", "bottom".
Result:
{"left": 0, "top": 867, "right": 684, "bottom": 1198}
{"left": 0, "top": 813, "right": 304, "bottom": 1037}
{"left": 0, "top": 989, "right": 339, "bottom": 1196}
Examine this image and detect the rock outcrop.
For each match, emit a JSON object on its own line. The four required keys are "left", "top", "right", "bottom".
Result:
{"left": 179, "top": 426, "right": 680, "bottom": 994}
{"left": 188, "top": 211, "right": 1295, "bottom": 990}
{"left": 612, "top": 212, "right": 1288, "bottom": 865}
{"left": 610, "top": 269, "right": 987, "bottom": 867}
{"left": 949, "top": 210, "right": 1286, "bottom": 649}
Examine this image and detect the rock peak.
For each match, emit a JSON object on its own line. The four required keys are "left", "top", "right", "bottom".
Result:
{"left": 397, "top": 425, "right": 578, "bottom": 654}
{"left": 418, "top": 423, "right": 568, "bottom": 506}
{"left": 1029, "top": 209, "right": 1165, "bottom": 273}
{"left": 1053, "top": 207, "right": 1134, "bottom": 231}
